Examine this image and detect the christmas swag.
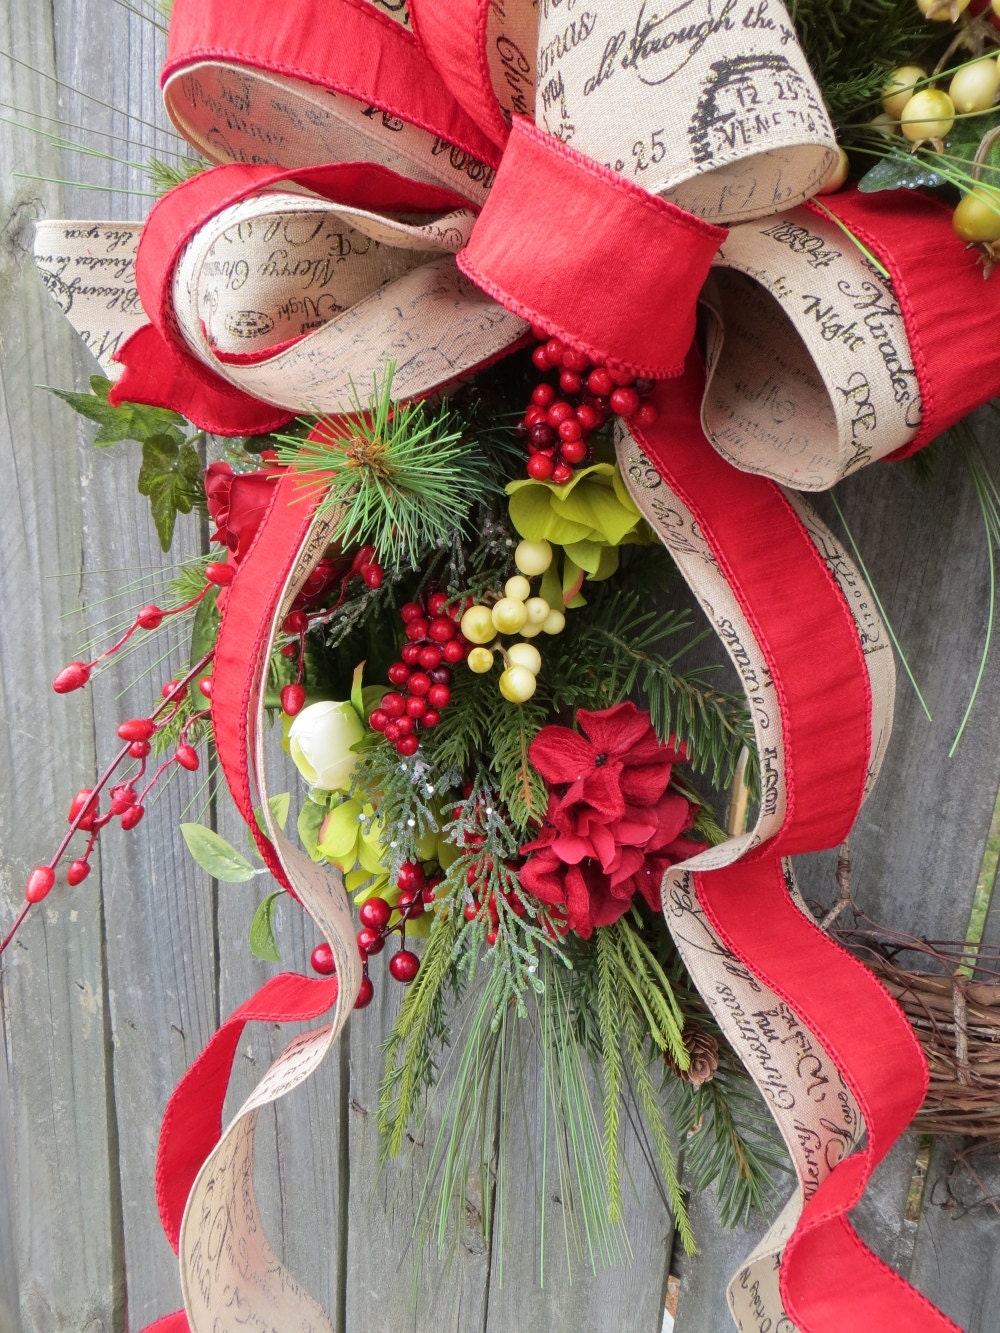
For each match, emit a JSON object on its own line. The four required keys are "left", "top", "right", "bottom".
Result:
{"left": 9, "top": 0, "right": 1000, "bottom": 1328}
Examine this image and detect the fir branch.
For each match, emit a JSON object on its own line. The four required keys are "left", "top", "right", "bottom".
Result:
{"left": 277, "top": 367, "right": 503, "bottom": 569}
{"left": 595, "top": 929, "right": 625, "bottom": 1223}
{"left": 613, "top": 916, "right": 687, "bottom": 1064}
{"left": 548, "top": 589, "right": 758, "bottom": 796}
{"left": 621, "top": 999, "right": 695, "bottom": 1253}
{"left": 483, "top": 686, "right": 549, "bottom": 835}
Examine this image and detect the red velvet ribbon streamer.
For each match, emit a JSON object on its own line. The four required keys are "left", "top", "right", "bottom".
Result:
{"left": 163, "top": 0, "right": 501, "bottom": 171}
{"left": 810, "top": 188, "right": 1000, "bottom": 457}
{"left": 633, "top": 365, "right": 958, "bottom": 1331}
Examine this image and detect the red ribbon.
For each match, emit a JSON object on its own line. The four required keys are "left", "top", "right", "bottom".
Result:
{"left": 635, "top": 365, "right": 956, "bottom": 1330}
{"left": 114, "top": 163, "right": 476, "bottom": 434}
{"left": 458, "top": 117, "right": 727, "bottom": 378}
{"left": 163, "top": 0, "right": 500, "bottom": 171}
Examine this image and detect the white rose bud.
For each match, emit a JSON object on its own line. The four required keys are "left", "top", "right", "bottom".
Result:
{"left": 288, "top": 700, "right": 365, "bottom": 793}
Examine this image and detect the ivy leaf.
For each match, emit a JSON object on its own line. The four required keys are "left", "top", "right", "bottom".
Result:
{"left": 180, "top": 823, "right": 258, "bottom": 881}
{"left": 297, "top": 799, "right": 328, "bottom": 863}
{"left": 249, "top": 891, "right": 283, "bottom": 963}
{"left": 49, "top": 375, "right": 186, "bottom": 445}
{"left": 138, "top": 435, "right": 203, "bottom": 550}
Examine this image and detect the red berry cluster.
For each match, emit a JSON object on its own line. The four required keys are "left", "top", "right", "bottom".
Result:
{"left": 369, "top": 595, "right": 469, "bottom": 756}
{"left": 519, "top": 329, "right": 659, "bottom": 482}
{"left": 5, "top": 654, "right": 215, "bottom": 953}
{"left": 310, "top": 860, "right": 438, "bottom": 1007}
{"left": 280, "top": 546, "right": 385, "bottom": 718}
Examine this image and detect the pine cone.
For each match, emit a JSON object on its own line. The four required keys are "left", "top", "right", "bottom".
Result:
{"left": 667, "top": 1028, "right": 720, "bottom": 1087}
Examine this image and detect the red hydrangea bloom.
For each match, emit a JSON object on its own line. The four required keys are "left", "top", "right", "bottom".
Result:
{"left": 528, "top": 700, "right": 681, "bottom": 820}
{"left": 519, "top": 702, "right": 704, "bottom": 938}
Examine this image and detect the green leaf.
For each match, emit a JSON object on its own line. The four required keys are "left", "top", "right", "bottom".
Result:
{"left": 49, "top": 376, "right": 186, "bottom": 445}
{"left": 269, "top": 792, "right": 291, "bottom": 830}
{"left": 180, "top": 823, "right": 257, "bottom": 881}
{"left": 350, "top": 661, "right": 365, "bottom": 720}
{"left": 318, "top": 801, "right": 362, "bottom": 860}
{"left": 858, "top": 149, "right": 946, "bottom": 193}
{"left": 297, "top": 799, "right": 328, "bottom": 863}
{"left": 138, "top": 436, "right": 202, "bottom": 551}
{"left": 248, "top": 891, "right": 283, "bottom": 963}
{"left": 189, "top": 584, "right": 220, "bottom": 671}
{"left": 253, "top": 792, "right": 291, "bottom": 838}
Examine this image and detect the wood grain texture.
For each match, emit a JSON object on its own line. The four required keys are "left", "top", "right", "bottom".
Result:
{"left": 2, "top": 2, "right": 1000, "bottom": 1331}
{"left": 1, "top": 2, "right": 121, "bottom": 1328}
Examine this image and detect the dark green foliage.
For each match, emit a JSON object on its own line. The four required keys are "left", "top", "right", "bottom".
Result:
{"left": 49, "top": 374, "right": 185, "bottom": 447}
{"left": 790, "top": 0, "right": 936, "bottom": 125}
{"left": 138, "top": 435, "right": 203, "bottom": 550}
{"left": 49, "top": 375, "right": 203, "bottom": 549}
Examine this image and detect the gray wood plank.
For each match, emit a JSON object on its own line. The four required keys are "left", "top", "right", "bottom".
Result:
{"left": 908, "top": 1138, "right": 1000, "bottom": 1333}
{"left": 37, "top": 3, "right": 222, "bottom": 1325}
{"left": 0, "top": 1, "right": 122, "bottom": 1327}
{"left": 801, "top": 436, "right": 1000, "bottom": 942}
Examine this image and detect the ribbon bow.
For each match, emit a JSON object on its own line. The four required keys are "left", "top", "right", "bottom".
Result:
{"left": 36, "top": 2, "right": 1000, "bottom": 1330}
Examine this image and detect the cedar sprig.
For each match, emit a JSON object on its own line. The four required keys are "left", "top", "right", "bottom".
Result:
{"left": 277, "top": 365, "right": 500, "bottom": 569}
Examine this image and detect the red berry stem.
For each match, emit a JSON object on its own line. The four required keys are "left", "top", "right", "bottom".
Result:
{"left": 0, "top": 649, "right": 216, "bottom": 960}
{"left": 0, "top": 904, "right": 31, "bottom": 956}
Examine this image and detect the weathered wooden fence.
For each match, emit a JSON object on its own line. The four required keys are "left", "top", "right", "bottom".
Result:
{"left": 2, "top": 2, "right": 1000, "bottom": 1330}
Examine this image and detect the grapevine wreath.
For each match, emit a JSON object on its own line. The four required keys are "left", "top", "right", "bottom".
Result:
{"left": 7, "top": 0, "right": 1000, "bottom": 1328}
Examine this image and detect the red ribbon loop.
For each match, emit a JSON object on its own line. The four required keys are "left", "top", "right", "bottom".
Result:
{"left": 163, "top": 0, "right": 500, "bottom": 175}
{"left": 810, "top": 188, "right": 1000, "bottom": 457}
{"left": 113, "top": 162, "right": 478, "bottom": 434}
{"left": 458, "top": 117, "right": 728, "bottom": 378}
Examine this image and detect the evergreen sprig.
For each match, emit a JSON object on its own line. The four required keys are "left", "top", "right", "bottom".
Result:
{"left": 790, "top": 0, "right": 935, "bottom": 125}
{"left": 147, "top": 155, "right": 206, "bottom": 195}
{"left": 378, "top": 912, "right": 463, "bottom": 1158}
{"left": 548, "top": 584, "right": 759, "bottom": 797}
{"left": 277, "top": 367, "right": 500, "bottom": 569}
{"left": 668, "top": 1057, "right": 792, "bottom": 1229}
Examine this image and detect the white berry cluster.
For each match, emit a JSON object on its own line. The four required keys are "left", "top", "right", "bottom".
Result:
{"left": 459, "top": 540, "right": 566, "bottom": 702}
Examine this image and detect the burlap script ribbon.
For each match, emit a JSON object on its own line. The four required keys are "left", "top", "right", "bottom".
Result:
{"left": 36, "top": 0, "right": 1000, "bottom": 1328}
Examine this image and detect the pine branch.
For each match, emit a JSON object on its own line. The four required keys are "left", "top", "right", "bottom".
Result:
{"left": 790, "top": 0, "right": 937, "bottom": 125}
{"left": 378, "top": 912, "right": 463, "bottom": 1157}
{"left": 668, "top": 1057, "right": 792, "bottom": 1229}
{"left": 277, "top": 366, "right": 503, "bottom": 569}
